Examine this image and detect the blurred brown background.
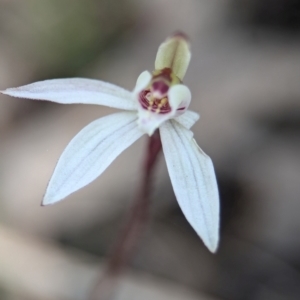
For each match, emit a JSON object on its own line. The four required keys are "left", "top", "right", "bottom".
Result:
{"left": 1, "top": 0, "right": 300, "bottom": 299}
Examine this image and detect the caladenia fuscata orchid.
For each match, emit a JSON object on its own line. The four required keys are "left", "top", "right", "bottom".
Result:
{"left": 1, "top": 32, "right": 220, "bottom": 253}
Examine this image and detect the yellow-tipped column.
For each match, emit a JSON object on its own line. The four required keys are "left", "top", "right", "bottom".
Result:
{"left": 155, "top": 32, "right": 191, "bottom": 81}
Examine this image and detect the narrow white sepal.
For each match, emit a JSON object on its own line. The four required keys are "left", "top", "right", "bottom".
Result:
{"left": 43, "top": 112, "right": 144, "bottom": 205}
{"left": 174, "top": 110, "right": 200, "bottom": 129}
{"left": 160, "top": 120, "right": 219, "bottom": 252}
{"left": 1, "top": 78, "right": 137, "bottom": 110}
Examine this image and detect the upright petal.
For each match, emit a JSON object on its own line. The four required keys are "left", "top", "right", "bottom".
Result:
{"left": 132, "top": 71, "right": 152, "bottom": 96}
{"left": 168, "top": 84, "right": 191, "bottom": 116}
{"left": 160, "top": 121, "right": 219, "bottom": 252}
{"left": 43, "top": 112, "right": 143, "bottom": 205}
{"left": 155, "top": 32, "right": 191, "bottom": 80}
{"left": 1, "top": 78, "right": 137, "bottom": 110}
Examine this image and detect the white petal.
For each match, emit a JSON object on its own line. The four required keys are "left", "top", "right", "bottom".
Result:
{"left": 160, "top": 121, "right": 219, "bottom": 252}
{"left": 132, "top": 71, "right": 152, "bottom": 96}
{"left": 174, "top": 110, "right": 200, "bottom": 129}
{"left": 137, "top": 109, "right": 174, "bottom": 136}
{"left": 168, "top": 84, "right": 191, "bottom": 116}
{"left": 43, "top": 112, "right": 143, "bottom": 205}
{"left": 1, "top": 78, "right": 137, "bottom": 110}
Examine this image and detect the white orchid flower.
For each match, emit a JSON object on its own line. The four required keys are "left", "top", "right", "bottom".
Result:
{"left": 1, "top": 33, "right": 220, "bottom": 252}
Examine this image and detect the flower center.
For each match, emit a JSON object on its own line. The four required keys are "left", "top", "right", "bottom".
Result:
{"left": 138, "top": 68, "right": 181, "bottom": 114}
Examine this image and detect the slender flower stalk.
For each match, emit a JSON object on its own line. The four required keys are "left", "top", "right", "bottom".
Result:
{"left": 107, "top": 131, "right": 162, "bottom": 275}
{"left": 1, "top": 32, "right": 220, "bottom": 252}
{"left": 89, "top": 131, "right": 162, "bottom": 300}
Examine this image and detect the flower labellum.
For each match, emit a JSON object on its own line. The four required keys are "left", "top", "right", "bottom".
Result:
{"left": 1, "top": 33, "right": 220, "bottom": 252}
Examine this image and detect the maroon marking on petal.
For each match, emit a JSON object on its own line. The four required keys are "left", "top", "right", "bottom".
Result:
{"left": 139, "top": 90, "right": 150, "bottom": 110}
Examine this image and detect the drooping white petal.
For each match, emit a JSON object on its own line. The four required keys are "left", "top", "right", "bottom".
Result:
{"left": 160, "top": 120, "right": 219, "bottom": 252}
{"left": 1, "top": 78, "right": 137, "bottom": 110}
{"left": 174, "top": 110, "right": 200, "bottom": 129}
{"left": 43, "top": 112, "right": 143, "bottom": 205}
{"left": 168, "top": 84, "right": 191, "bottom": 116}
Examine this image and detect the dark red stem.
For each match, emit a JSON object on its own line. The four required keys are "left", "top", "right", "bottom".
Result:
{"left": 89, "top": 130, "right": 162, "bottom": 300}
{"left": 107, "top": 130, "right": 162, "bottom": 275}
